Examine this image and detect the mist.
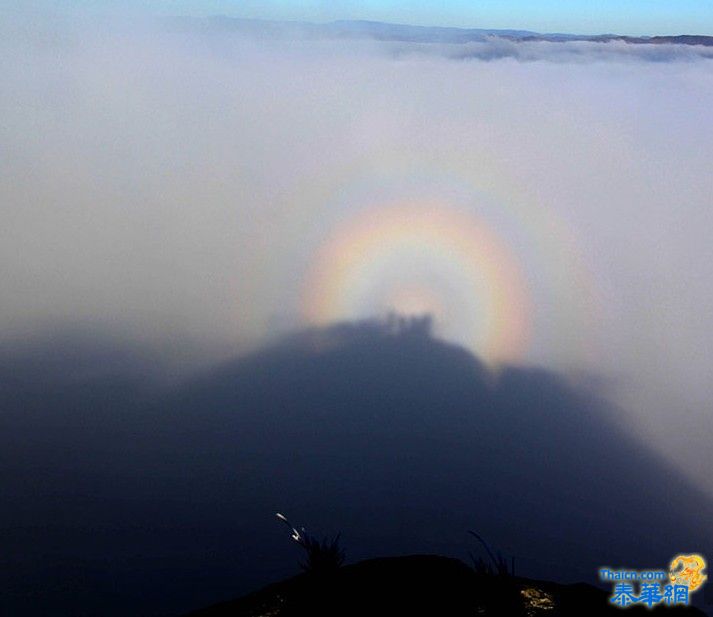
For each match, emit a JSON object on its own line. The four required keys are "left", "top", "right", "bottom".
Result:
{"left": 1, "top": 12, "right": 713, "bottom": 614}
{"left": 3, "top": 15, "right": 711, "bottom": 481}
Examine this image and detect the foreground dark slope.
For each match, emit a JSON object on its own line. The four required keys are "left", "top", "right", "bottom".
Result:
{"left": 186, "top": 555, "right": 707, "bottom": 617}
{"left": 1, "top": 322, "right": 711, "bottom": 615}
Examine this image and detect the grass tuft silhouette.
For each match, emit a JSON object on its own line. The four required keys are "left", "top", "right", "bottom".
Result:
{"left": 468, "top": 530, "right": 514, "bottom": 577}
{"left": 276, "top": 513, "right": 346, "bottom": 573}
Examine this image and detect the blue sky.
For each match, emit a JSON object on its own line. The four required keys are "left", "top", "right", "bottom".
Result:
{"left": 10, "top": 0, "right": 713, "bottom": 35}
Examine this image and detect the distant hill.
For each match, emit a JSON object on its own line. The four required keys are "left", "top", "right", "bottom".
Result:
{"left": 165, "top": 16, "right": 713, "bottom": 47}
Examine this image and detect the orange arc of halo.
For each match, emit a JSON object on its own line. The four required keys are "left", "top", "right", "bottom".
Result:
{"left": 301, "top": 204, "right": 531, "bottom": 364}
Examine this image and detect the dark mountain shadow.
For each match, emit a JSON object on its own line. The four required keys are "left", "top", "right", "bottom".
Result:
{"left": 0, "top": 320, "right": 710, "bottom": 616}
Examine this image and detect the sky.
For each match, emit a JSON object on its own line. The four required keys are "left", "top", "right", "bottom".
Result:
{"left": 7, "top": 0, "right": 713, "bottom": 35}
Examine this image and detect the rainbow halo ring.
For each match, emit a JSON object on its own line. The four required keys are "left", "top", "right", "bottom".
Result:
{"left": 301, "top": 202, "right": 531, "bottom": 365}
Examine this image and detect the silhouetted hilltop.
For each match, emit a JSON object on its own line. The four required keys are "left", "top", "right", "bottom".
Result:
{"left": 186, "top": 554, "right": 707, "bottom": 617}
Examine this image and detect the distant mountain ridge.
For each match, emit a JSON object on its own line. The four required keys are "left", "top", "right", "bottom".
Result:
{"left": 166, "top": 16, "right": 713, "bottom": 47}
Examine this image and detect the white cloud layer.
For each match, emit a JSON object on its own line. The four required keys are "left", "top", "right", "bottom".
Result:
{"left": 394, "top": 38, "right": 713, "bottom": 63}
{"left": 1, "top": 17, "right": 712, "bottom": 492}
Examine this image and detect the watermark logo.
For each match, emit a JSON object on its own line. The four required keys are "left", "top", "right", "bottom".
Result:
{"left": 599, "top": 554, "right": 707, "bottom": 609}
